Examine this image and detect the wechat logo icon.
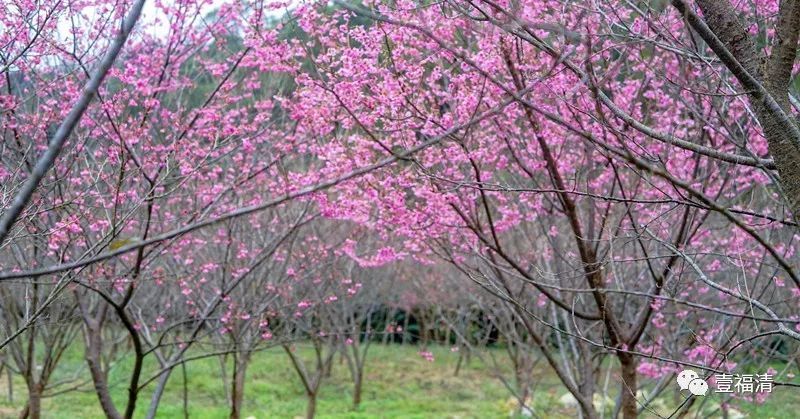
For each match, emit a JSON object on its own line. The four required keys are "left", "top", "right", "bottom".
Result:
{"left": 677, "top": 369, "right": 708, "bottom": 396}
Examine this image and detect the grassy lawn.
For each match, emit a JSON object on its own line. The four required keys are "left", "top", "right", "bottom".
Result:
{"left": 0, "top": 343, "right": 796, "bottom": 418}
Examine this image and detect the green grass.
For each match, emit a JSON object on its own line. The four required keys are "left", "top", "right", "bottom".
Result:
{"left": 0, "top": 344, "right": 797, "bottom": 418}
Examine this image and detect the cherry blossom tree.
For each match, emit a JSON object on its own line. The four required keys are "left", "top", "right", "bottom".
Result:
{"left": 277, "top": 1, "right": 800, "bottom": 417}
{"left": 1, "top": 0, "right": 800, "bottom": 418}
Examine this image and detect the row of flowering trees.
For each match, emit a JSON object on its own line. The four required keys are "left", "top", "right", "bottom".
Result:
{"left": 1, "top": 0, "right": 800, "bottom": 418}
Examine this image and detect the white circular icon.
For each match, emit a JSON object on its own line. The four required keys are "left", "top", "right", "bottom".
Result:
{"left": 677, "top": 369, "right": 708, "bottom": 396}
{"left": 687, "top": 378, "right": 709, "bottom": 396}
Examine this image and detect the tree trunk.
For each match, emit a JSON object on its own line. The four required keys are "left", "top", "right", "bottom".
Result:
{"left": 453, "top": 350, "right": 464, "bottom": 377}
{"left": 619, "top": 355, "right": 638, "bottom": 419}
{"left": 305, "top": 391, "right": 317, "bottom": 419}
{"left": 323, "top": 358, "right": 333, "bottom": 378}
{"left": 85, "top": 326, "right": 122, "bottom": 419}
{"left": 514, "top": 362, "right": 531, "bottom": 415}
{"left": 352, "top": 369, "right": 363, "bottom": 408}
{"left": 182, "top": 362, "right": 189, "bottom": 419}
{"left": 229, "top": 356, "right": 249, "bottom": 419}
{"left": 401, "top": 313, "right": 410, "bottom": 345}
{"left": 19, "top": 382, "right": 42, "bottom": 419}
{"left": 219, "top": 354, "right": 230, "bottom": 402}
{"left": 7, "top": 365, "right": 13, "bottom": 403}
{"left": 676, "top": 0, "right": 800, "bottom": 214}
{"left": 145, "top": 368, "right": 173, "bottom": 419}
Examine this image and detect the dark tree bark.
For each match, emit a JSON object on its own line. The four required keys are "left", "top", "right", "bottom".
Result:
{"left": 672, "top": 0, "right": 800, "bottom": 214}
{"left": 81, "top": 309, "right": 122, "bottom": 419}
{"left": 618, "top": 354, "right": 639, "bottom": 419}
{"left": 305, "top": 391, "right": 317, "bottom": 419}
{"left": 229, "top": 353, "right": 250, "bottom": 419}
{"left": 19, "top": 382, "right": 42, "bottom": 419}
